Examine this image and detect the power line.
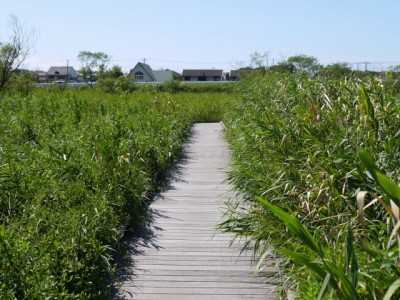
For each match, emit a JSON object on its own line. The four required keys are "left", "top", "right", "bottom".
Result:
{"left": 24, "top": 55, "right": 400, "bottom": 72}
{"left": 106, "top": 57, "right": 249, "bottom": 66}
{"left": 29, "top": 54, "right": 400, "bottom": 67}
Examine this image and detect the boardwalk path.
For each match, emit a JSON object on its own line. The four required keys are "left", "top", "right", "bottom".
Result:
{"left": 117, "top": 123, "right": 277, "bottom": 299}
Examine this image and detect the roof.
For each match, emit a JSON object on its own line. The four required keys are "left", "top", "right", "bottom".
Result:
{"left": 47, "top": 66, "right": 76, "bottom": 76}
{"left": 132, "top": 62, "right": 156, "bottom": 81}
{"left": 182, "top": 69, "right": 223, "bottom": 77}
{"left": 130, "top": 63, "right": 181, "bottom": 82}
{"left": 153, "top": 70, "right": 181, "bottom": 82}
{"left": 230, "top": 68, "right": 253, "bottom": 78}
{"left": 230, "top": 70, "right": 239, "bottom": 77}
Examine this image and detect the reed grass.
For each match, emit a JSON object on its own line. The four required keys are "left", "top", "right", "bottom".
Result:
{"left": 221, "top": 72, "right": 400, "bottom": 299}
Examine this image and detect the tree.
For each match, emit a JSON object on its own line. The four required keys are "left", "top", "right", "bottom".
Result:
{"left": 96, "top": 65, "right": 135, "bottom": 94}
{"left": 248, "top": 51, "right": 270, "bottom": 76}
{"left": 319, "top": 62, "right": 353, "bottom": 79}
{"left": 287, "top": 54, "right": 322, "bottom": 77}
{"left": 250, "top": 51, "right": 270, "bottom": 69}
{"left": 104, "top": 65, "right": 123, "bottom": 79}
{"left": 77, "top": 51, "right": 110, "bottom": 87}
{"left": 268, "top": 61, "right": 296, "bottom": 74}
{"left": 390, "top": 65, "right": 400, "bottom": 73}
{"left": 0, "top": 15, "right": 36, "bottom": 93}
{"left": 4, "top": 70, "right": 36, "bottom": 95}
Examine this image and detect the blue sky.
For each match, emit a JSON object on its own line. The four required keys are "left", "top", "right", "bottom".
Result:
{"left": 0, "top": 0, "right": 399, "bottom": 72}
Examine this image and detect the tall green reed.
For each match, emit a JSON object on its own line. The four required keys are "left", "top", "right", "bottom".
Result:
{"left": 0, "top": 88, "right": 229, "bottom": 298}
{"left": 222, "top": 72, "right": 400, "bottom": 298}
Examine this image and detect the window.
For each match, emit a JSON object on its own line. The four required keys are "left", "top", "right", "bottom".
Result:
{"left": 135, "top": 71, "right": 144, "bottom": 80}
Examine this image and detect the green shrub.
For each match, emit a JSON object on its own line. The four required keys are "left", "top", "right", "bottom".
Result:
{"left": 159, "top": 79, "right": 181, "bottom": 93}
{"left": 180, "top": 82, "right": 235, "bottom": 93}
{"left": 0, "top": 87, "right": 232, "bottom": 298}
{"left": 3, "top": 71, "right": 36, "bottom": 96}
{"left": 97, "top": 76, "right": 136, "bottom": 93}
{"left": 0, "top": 89, "right": 203, "bottom": 298}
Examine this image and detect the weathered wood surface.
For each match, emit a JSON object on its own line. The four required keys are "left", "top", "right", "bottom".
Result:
{"left": 116, "top": 123, "right": 277, "bottom": 300}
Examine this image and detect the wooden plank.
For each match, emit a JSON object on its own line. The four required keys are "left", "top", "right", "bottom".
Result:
{"left": 124, "top": 274, "right": 266, "bottom": 283}
{"left": 121, "top": 269, "right": 275, "bottom": 278}
{"left": 131, "top": 255, "right": 258, "bottom": 264}
{"left": 130, "top": 280, "right": 278, "bottom": 288}
{"left": 132, "top": 257, "right": 256, "bottom": 263}
{"left": 123, "top": 294, "right": 276, "bottom": 300}
{"left": 116, "top": 123, "right": 277, "bottom": 299}
{"left": 122, "top": 287, "right": 269, "bottom": 295}
{"left": 128, "top": 281, "right": 267, "bottom": 288}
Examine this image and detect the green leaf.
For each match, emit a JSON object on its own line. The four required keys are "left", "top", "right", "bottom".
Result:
{"left": 278, "top": 248, "right": 357, "bottom": 299}
{"left": 375, "top": 172, "right": 400, "bottom": 207}
{"left": 384, "top": 278, "right": 400, "bottom": 300}
{"left": 278, "top": 248, "right": 327, "bottom": 280}
{"left": 359, "top": 150, "right": 379, "bottom": 179}
{"left": 256, "top": 196, "right": 324, "bottom": 257}
{"left": 0, "top": 224, "right": 4, "bottom": 237}
{"left": 317, "top": 273, "right": 331, "bottom": 300}
{"left": 345, "top": 223, "right": 358, "bottom": 287}
{"left": 359, "top": 150, "right": 400, "bottom": 208}
{"left": 323, "top": 260, "right": 357, "bottom": 299}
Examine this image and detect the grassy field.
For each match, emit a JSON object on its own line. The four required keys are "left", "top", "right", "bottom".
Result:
{"left": 221, "top": 72, "right": 400, "bottom": 299}
{"left": 0, "top": 87, "right": 231, "bottom": 299}
{"left": 2, "top": 73, "right": 400, "bottom": 299}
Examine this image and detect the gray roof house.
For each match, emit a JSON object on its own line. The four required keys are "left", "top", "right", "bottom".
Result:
{"left": 153, "top": 70, "right": 181, "bottom": 82}
{"left": 36, "top": 71, "right": 47, "bottom": 81}
{"left": 227, "top": 70, "right": 240, "bottom": 81}
{"left": 46, "top": 66, "right": 78, "bottom": 81}
{"left": 129, "top": 62, "right": 180, "bottom": 83}
{"left": 182, "top": 69, "right": 223, "bottom": 81}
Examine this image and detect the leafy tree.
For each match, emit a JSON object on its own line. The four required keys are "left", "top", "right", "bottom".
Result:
{"left": 77, "top": 51, "right": 110, "bottom": 87}
{"left": 287, "top": 54, "right": 321, "bottom": 77}
{"left": 4, "top": 70, "right": 36, "bottom": 95}
{"left": 319, "top": 62, "right": 353, "bottom": 79}
{"left": 390, "top": 65, "right": 400, "bottom": 73}
{"left": 97, "top": 76, "right": 136, "bottom": 94}
{"left": 268, "top": 61, "right": 296, "bottom": 73}
{"left": 0, "top": 15, "right": 36, "bottom": 93}
{"left": 96, "top": 65, "right": 135, "bottom": 93}
{"left": 104, "top": 65, "right": 123, "bottom": 79}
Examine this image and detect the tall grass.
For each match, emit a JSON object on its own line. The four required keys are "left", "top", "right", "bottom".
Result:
{"left": 0, "top": 88, "right": 230, "bottom": 298}
{"left": 221, "top": 72, "right": 400, "bottom": 298}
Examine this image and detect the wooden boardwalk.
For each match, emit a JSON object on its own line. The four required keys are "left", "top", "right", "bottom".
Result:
{"left": 117, "top": 123, "right": 277, "bottom": 300}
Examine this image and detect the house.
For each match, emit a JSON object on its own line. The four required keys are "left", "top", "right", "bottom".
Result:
{"left": 129, "top": 62, "right": 156, "bottom": 82}
{"left": 225, "top": 70, "right": 245, "bottom": 81}
{"left": 35, "top": 71, "right": 47, "bottom": 81}
{"left": 226, "top": 68, "right": 254, "bottom": 81}
{"left": 182, "top": 69, "right": 223, "bottom": 81}
{"left": 46, "top": 66, "right": 78, "bottom": 81}
{"left": 129, "top": 62, "right": 180, "bottom": 83}
{"left": 153, "top": 70, "right": 181, "bottom": 82}
{"left": 227, "top": 70, "right": 239, "bottom": 81}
